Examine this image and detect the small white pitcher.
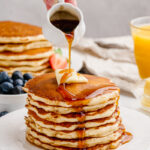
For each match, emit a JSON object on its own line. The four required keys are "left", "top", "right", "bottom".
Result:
{"left": 42, "top": 0, "right": 86, "bottom": 47}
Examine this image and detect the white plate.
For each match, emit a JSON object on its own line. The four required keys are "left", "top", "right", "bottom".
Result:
{"left": 60, "top": 47, "right": 83, "bottom": 72}
{"left": 0, "top": 107, "right": 150, "bottom": 150}
{"left": 0, "top": 94, "right": 27, "bottom": 112}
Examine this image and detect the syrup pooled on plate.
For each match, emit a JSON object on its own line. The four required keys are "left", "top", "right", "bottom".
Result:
{"left": 121, "top": 132, "right": 133, "bottom": 145}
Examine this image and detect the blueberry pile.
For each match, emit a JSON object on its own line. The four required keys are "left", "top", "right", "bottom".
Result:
{"left": 0, "top": 71, "right": 33, "bottom": 94}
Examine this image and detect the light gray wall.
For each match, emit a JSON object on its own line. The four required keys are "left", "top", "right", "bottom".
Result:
{"left": 0, "top": 0, "right": 150, "bottom": 38}
{"left": 78, "top": 0, "right": 150, "bottom": 37}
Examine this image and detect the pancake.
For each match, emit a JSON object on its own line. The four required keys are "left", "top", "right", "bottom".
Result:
{"left": 26, "top": 111, "right": 119, "bottom": 131}
{"left": 0, "top": 21, "right": 54, "bottom": 76}
{"left": 0, "top": 21, "right": 45, "bottom": 43}
{"left": 27, "top": 96, "right": 117, "bottom": 114}
{"left": 24, "top": 72, "right": 132, "bottom": 149}
{"left": 27, "top": 91, "right": 119, "bottom": 108}
{"left": 20, "top": 68, "right": 53, "bottom": 77}
{"left": 26, "top": 104, "right": 116, "bottom": 123}
{"left": 26, "top": 127, "right": 123, "bottom": 148}
{"left": 0, "top": 62, "right": 50, "bottom": 73}
{"left": 0, "top": 58, "right": 49, "bottom": 67}
{"left": 9, "top": 68, "right": 53, "bottom": 77}
{"left": 0, "top": 47, "right": 53, "bottom": 60}
{"left": 8, "top": 69, "right": 52, "bottom": 77}
{"left": 24, "top": 73, "right": 120, "bottom": 107}
{"left": 26, "top": 133, "right": 123, "bottom": 150}
{"left": 26, "top": 116, "right": 121, "bottom": 139}
{"left": 0, "top": 41, "right": 52, "bottom": 52}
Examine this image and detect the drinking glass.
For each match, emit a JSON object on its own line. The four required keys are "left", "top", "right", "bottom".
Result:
{"left": 131, "top": 16, "right": 150, "bottom": 111}
{"left": 131, "top": 16, "right": 150, "bottom": 79}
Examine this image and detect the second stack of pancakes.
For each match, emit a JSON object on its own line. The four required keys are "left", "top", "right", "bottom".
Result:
{"left": 24, "top": 73, "right": 132, "bottom": 150}
{"left": 0, "top": 21, "right": 54, "bottom": 76}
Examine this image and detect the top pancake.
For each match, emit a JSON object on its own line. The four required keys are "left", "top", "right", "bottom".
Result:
{"left": 0, "top": 21, "right": 45, "bottom": 43}
{"left": 24, "top": 73, "right": 119, "bottom": 106}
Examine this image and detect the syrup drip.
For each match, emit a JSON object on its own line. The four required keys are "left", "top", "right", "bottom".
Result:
{"left": 57, "top": 83, "right": 76, "bottom": 100}
{"left": 58, "top": 84, "right": 118, "bottom": 101}
{"left": 59, "top": 69, "right": 74, "bottom": 74}
{"left": 77, "top": 111, "right": 86, "bottom": 149}
{"left": 119, "top": 124, "right": 133, "bottom": 146}
{"left": 116, "top": 96, "right": 120, "bottom": 106}
{"left": 65, "top": 32, "right": 74, "bottom": 71}
{"left": 121, "top": 132, "right": 133, "bottom": 145}
{"left": 85, "top": 86, "right": 118, "bottom": 99}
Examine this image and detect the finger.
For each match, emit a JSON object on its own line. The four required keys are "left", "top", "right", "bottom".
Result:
{"left": 44, "top": 0, "right": 56, "bottom": 10}
{"left": 65, "top": 0, "right": 77, "bottom": 6}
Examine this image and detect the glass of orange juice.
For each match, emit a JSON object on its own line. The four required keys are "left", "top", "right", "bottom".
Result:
{"left": 131, "top": 17, "right": 150, "bottom": 111}
{"left": 131, "top": 16, "right": 150, "bottom": 79}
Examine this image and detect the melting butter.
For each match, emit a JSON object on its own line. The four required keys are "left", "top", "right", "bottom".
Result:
{"left": 55, "top": 69, "right": 88, "bottom": 85}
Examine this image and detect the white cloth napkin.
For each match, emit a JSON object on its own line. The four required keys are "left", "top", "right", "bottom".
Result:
{"left": 73, "top": 36, "right": 144, "bottom": 98}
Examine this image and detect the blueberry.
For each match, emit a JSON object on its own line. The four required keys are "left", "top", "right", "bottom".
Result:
{"left": 0, "top": 88, "right": 3, "bottom": 94}
{"left": 0, "top": 72, "right": 9, "bottom": 83}
{"left": 24, "top": 80, "right": 28, "bottom": 84}
{"left": 14, "top": 79, "right": 23, "bottom": 86}
{"left": 0, "top": 111, "right": 8, "bottom": 117}
{"left": 23, "top": 80, "right": 28, "bottom": 86}
{"left": 0, "top": 82, "right": 14, "bottom": 94}
{"left": 11, "top": 86, "right": 24, "bottom": 94}
{"left": 12, "top": 71, "right": 23, "bottom": 80}
{"left": 7, "top": 78, "right": 13, "bottom": 84}
{"left": 23, "top": 73, "right": 33, "bottom": 81}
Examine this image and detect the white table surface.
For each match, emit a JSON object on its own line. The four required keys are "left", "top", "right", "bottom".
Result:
{"left": 120, "top": 93, "right": 150, "bottom": 117}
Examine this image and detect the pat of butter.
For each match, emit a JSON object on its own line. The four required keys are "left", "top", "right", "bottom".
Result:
{"left": 55, "top": 69, "right": 88, "bottom": 85}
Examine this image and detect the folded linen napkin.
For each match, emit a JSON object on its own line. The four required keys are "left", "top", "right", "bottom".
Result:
{"left": 73, "top": 36, "right": 144, "bottom": 98}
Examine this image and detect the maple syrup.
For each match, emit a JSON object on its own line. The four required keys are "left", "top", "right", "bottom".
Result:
{"left": 118, "top": 124, "right": 133, "bottom": 146}
{"left": 60, "top": 69, "right": 74, "bottom": 84}
{"left": 65, "top": 33, "right": 74, "bottom": 70}
{"left": 77, "top": 111, "right": 86, "bottom": 149}
{"left": 57, "top": 83, "right": 118, "bottom": 101}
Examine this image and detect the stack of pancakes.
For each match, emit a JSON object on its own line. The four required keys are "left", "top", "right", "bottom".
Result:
{"left": 0, "top": 21, "right": 53, "bottom": 76}
{"left": 24, "top": 73, "right": 132, "bottom": 150}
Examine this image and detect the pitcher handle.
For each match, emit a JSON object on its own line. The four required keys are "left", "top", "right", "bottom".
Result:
{"left": 58, "top": 0, "right": 64, "bottom": 3}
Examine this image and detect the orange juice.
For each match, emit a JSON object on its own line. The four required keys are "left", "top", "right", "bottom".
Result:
{"left": 132, "top": 25, "right": 150, "bottom": 79}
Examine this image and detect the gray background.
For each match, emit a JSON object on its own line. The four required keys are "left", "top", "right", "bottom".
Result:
{"left": 0, "top": 0, "right": 150, "bottom": 38}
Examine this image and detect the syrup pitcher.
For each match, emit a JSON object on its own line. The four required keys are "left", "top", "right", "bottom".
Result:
{"left": 42, "top": 0, "right": 86, "bottom": 46}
